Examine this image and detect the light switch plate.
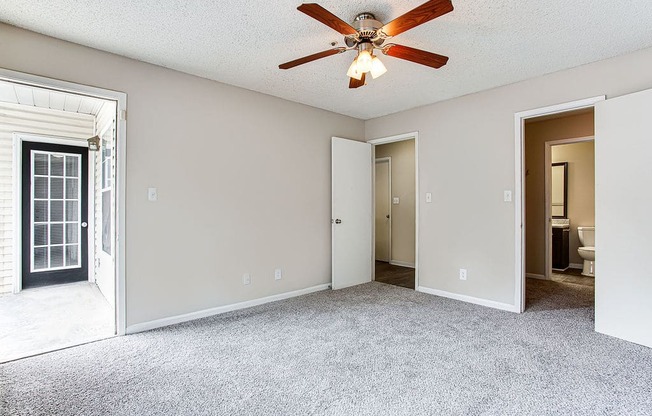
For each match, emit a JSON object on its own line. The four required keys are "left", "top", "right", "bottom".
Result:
{"left": 392, "top": 197, "right": 400, "bottom": 205}
{"left": 426, "top": 192, "right": 432, "bottom": 203}
{"left": 504, "top": 190, "right": 512, "bottom": 202}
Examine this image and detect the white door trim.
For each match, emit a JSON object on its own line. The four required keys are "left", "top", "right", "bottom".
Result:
{"left": 514, "top": 96, "right": 604, "bottom": 312}
{"left": 374, "top": 157, "right": 392, "bottom": 264}
{"left": 544, "top": 135, "right": 594, "bottom": 278}
{"left": 1, "top": 68, "right": 128, "bottom": 336}
{"left": 368, "top": 132, "right": 419, "bottom": 289}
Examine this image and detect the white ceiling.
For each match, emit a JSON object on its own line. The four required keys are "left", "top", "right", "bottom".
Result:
{"left": 1, "top": 0, "right": 652, "bottom": 120}
{"left": 0, "top": 80, "right": 106, "bottom": 115}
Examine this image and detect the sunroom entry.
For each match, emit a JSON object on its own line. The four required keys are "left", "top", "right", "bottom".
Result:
{"left": 0, "top": 79, "right": 117, "bottom": 362}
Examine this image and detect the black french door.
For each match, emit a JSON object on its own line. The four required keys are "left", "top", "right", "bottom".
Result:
{"left": 22, "top": 141, "right": 89, "bottom": 288}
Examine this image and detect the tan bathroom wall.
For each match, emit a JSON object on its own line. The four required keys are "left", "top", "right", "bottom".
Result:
{"left": 552, "top": 142, "right": 595, "bottom": 265}
{"left": 375, "top": 140, "right": 416, "bottom": 267}
{"left": 524, "top": 111, "right": 594, "bottom": 276}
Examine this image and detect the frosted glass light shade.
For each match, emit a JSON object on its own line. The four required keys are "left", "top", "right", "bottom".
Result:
{"left": 346, "top": 58, "right": 363, "bottom": 80}
{"left": 370, "top": 56, "right": 387, "bottom": 79}
{"left": 356, "top": 50, "right": 373, "bottom": 73}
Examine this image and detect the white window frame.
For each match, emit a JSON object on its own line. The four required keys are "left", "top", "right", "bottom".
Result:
{"left": 30, "top": 150, "right": 83, "bottom": 272}
{"left": 99, "top": 122, "right": 114, "bottom": 256}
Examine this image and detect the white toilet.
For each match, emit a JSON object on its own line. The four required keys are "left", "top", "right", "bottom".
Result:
{"left": 577, "top": 226, "right": 595, "bottom": 277}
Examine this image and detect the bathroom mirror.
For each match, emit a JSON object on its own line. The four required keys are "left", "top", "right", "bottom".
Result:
{"left": 551, "top": 162, "right": 568, "bottom": 218}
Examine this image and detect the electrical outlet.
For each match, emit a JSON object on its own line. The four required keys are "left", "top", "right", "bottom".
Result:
{"left": 243, "top": 273, "right": 251, "bottom": 285}
{"left": 147, "top": 187, "right": 158, "bottom": 202}
{"left": 274, "top": 268, "right": 282, "bottom": 280}
{"left": 459, "top": 269, "right": 467, "bottom": 281}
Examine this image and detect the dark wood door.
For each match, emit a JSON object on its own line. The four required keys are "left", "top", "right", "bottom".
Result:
{"left": 22, "top": 141, "right": 89, "bottom": 288}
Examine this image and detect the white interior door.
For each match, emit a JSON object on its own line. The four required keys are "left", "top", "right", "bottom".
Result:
{"left": 594, "top": 88, "right": 652, "bottom": 348}
{"left": 94, "top": 115, "right": 116, "bottom": 308}
{"left": 375, "top": 158, "right": 391, "bottom": 262}
{"left": 332, "top": 137, "right": 372, "bottom": 290}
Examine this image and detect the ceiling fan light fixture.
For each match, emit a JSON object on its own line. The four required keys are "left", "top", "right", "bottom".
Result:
{"left": 370, "top": 56, "right": 387, "bottom": 79}
{"left": 280, "top": 1, "right": 453, "bottom": 88}
{"left": 356, "top": 50, "right": 373, "bottom": 73}
{"left": 346, "top": 58, "right": 363, "bottom": 80}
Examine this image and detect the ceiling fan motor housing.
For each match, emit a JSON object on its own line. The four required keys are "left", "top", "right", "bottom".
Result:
{"left": 345, "top": 13, "right": 384, "bottom": 47}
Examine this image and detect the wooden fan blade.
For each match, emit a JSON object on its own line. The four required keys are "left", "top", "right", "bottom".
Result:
{"left": 349, "top": 73, "right": 366, "bottom": 89}
{"left": 279, "top": 48, "right": 345, "bottom": 70}
{"left": 381, "top": 0, "right": 453, "bottom": 37}
{"left": 297, "top": 3, "right": 358, "bottom": 36}
{"left": 383, "top": 44, "right": 449, "bottom": 69}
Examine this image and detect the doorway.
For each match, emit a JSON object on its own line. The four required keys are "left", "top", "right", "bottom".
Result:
{"left": 516, "top": 97, "right": 603, "bottom": 312}
{"left": 330, "top": 133, "right": 419, "bottom": 291}
{"left": 371, "top": 135, "right": 417, "bottom": 290}
{"left": 0, "top": 69, "right": 126, "bottom": 362}
{"left": 375, "top": 158, "right": 391, "bottom": 262}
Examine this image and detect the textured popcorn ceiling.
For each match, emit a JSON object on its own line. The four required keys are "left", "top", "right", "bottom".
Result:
{"left": 1, "top": 0, "right": 652, "bottom": 120}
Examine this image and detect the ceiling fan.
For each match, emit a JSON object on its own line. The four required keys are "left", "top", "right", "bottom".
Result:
{"left": 279, "top": 0, "right": 453, "bottom": 88}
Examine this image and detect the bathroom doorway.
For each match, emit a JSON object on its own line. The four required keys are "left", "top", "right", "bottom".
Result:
{"left": 522, "top": 107, "right": 596, "bottom": 311}
{"left": 370, "top": 135, "right": 417, "bottom": 290}
{"left": 546, "top": 138, "right": 595, "bottom": 278}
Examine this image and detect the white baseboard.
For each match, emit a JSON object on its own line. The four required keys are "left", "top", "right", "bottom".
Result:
{"left": 417, "top": 286, "right": 519, "bottom": 313}
{"left": 126, "top": 283, "right": 331, "bottom": 334}
{"left": 569, "top": 263, "right": 583, "bottom": 269}
{"left": 526, "top": 273, "right": 549, "bottom": 280}
{"left": 389, "top": 260, "right": 416, "bottom": 269}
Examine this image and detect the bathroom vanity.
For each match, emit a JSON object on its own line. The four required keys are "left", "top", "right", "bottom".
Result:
{"left": 552, "top": 220, "right": 570, "bottom": 271}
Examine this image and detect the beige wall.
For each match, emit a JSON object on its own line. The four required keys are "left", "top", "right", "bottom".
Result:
{"left": 0, "top": 102, "right": 95, "bottom": 294}
{"left": 375, "top": 140, "right": 415, "bottom": 266}
{"left": 552, "top": 142, "right": 595, "bottom": 265}
{"left": 0, "top": 23, "right": 364, "bottom": 327}
{"left": 524, "top": 112, "right": 594, "bottom": 276}
{"left": 4, "top": 21, "right": 652, "bottom": 321}
{"left": 366, "top": 46, "right": 652, "bottom": 306}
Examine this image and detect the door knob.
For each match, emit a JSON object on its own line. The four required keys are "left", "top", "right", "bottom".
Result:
{"left": 81, "top": 222, "right": 88, "bottom": 228}
{"left": 335, "top": 219, "right": 342, "bottom": 224}
{"left": 386, "top": 215, "right": 390, "bottom": 219}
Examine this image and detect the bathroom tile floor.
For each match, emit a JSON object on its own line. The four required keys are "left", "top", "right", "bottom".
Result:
{"left": 550, "top": 268, "right": 594, "bottom": 287}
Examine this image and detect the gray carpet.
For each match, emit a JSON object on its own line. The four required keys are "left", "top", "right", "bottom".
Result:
{"left": 525, "top": 276, "right": 594, "bottom": 312}
{"left": 1, "top": 281, "right": 651, "bottom": 415}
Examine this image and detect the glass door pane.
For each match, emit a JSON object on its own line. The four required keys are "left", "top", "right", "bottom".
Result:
{"left": 31, "top": 151, "right": 82, "bottom": 272}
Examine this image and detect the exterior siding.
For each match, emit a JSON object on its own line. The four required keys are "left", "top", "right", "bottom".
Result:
{"left": 0, "top": 102, "right": 94, "bottom": 293}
